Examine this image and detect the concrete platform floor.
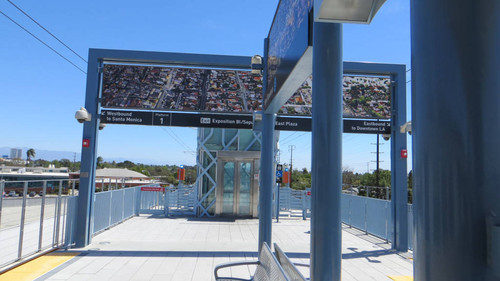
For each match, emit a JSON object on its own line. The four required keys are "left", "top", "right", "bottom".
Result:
{"left": 37, "top": 215, "right": 413, "bottom": 280}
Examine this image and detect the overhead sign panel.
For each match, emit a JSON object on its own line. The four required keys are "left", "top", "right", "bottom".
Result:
{"left": 101, "top": 63, "right": 390, "bottom": 120}
{"left": 101, "top": 110, "right": 390, "bottom": 133}
{"left": 279, "top": 75, "right": 392, "bottom": 119}
{"left": 101, "top": 64, "right": 263, "bottom": 114}
{"left": 265, "top": 0, "right": 313, "bottom": 112}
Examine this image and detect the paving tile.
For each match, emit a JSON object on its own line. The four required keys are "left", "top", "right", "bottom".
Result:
{"left": 41, "top": 215, "right": 412, "bottom": 281}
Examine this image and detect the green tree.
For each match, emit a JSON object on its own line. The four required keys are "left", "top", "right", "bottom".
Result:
{"left": 60, "top": 158, "right": 71, "bottom": 168}
{"left": 26, "top": 148, "right": 36, "bottom": 162}
{"left": 97, "top": 156, "right": 104, "bottom": 169}
{"left": 26, "top": 148, "right": 36, "bottom": 164}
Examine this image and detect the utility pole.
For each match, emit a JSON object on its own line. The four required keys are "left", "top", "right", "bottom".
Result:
{"left": 288, "top": 145, "right": 295, "bottom": 189}
{"left": 370, "top": 135, "right": 384, "bottom": 186}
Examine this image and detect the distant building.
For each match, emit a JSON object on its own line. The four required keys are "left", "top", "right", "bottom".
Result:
{"left": 0, "top": 165, "right": 69, "bottom": 181}
{"left": 95, "top": 168, "right": 153, "bottom": 188}
{"left": 0, "top": 165, "right": 70, "bottom": 193}
{"left": 10, "top": 148, "right": 22, "bottom": 159}
{"left": 70, "top": 168, "right": 154, "bottom": 189}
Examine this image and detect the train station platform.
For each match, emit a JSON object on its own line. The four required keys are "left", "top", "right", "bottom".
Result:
{"left": 3, "top": 215, "right": 413, "bottom": 281}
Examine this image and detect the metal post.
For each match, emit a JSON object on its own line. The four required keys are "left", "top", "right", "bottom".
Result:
{"left": 135, "top": 187, "right": 140, "bottom": 216}
{"left": 276, "top": 184, "right": 280, "bottom": 223}
{"left": 0, "top": 180, "right": 4, "bottom": 229}
{"left": 310, "top": 21, "right": 343, "bottom": 281}
{"left": 257, "top": 37, "right": 275, "bottom": 254}
{"left": 390, "top": 64, "right": 408, "bottom": 251}
{"left": 259, "top": 112, "right": 276, "bottom": 253}
{"left": 411, "top": 0, "right": 500, "bottom": 279}
{"left": 109, "top": 188, "right": 113, "bottom": 227}
{"left": 71, "top": 180, "right": 75, "bottom": 196}
{"left": 302, "top": 191, "right": 306, "bottom": 220}
{"left": 75, "top": 52, "right": 101, "bottom": 247}
{"left": 18, "top": 181, "right": 28, "bottom": 259}
{"left": 54, "top": 180, "right": 63, "bottom": 246}
{"left": 38, "top": 181, "right": 47, "bottom": 251}
{"left": 122, "top": 188, "right": 125, "bottom": 221}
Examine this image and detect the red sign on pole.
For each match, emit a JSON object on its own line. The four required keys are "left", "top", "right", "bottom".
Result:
{"left": 307, "top": 191, "right": 311, "bottom": 196}
{"left": 82, "top": 139, "right": 90, "bottom": 148}
{"left": 141, "top": 186, "right": 165, "bottom": 192}
{"left": 401, "top": 149, "right": 408, "bottom": 158}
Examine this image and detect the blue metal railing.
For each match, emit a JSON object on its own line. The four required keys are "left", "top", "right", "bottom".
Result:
{"left": 0, "top": 179, "right": 79, "bottom": 271}
{"left": 277, "top": 187, "right": 414, "bottom": 250}
{"left": 92, "top": 186, "right": 140, "bottom": 235}
{"left": 340, "top": 194, "right": 414, "bottom": 250}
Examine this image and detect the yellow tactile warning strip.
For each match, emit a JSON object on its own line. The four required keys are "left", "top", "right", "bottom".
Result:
{"left": 0, "top": 252, "right": 80, "bottom": 281}
{"left": 388, "top": 276, "right": 414, "bottom": 281}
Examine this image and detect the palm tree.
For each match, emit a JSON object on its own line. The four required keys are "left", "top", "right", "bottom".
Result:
{"left": 26, "top": 148, "right": 36, "bottom": 166}
{"left": 26, "top": 148, "right": 36, "bottom": 161}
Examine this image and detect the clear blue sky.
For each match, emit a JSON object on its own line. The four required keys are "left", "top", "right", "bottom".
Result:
{"left": 0, "top": 0, "right": 411, "bottom": 173}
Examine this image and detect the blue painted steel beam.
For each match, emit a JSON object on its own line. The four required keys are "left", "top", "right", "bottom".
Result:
{"left": 258, "top": 112, "right": 276, "bottom": 253}
{"left": 88, "top": 48, "right": 252, "bottom": 70}
{"left": 258, "top": 38, "right": 276, "bottom": 254}
{"left": 390, "top": 65, "right": 408, "bottom": 251}
{"left": 411, "top": 0, "right": 500, "bottom": 279}
{"left": 75, "top": 50, "right": 101, "bottom": 247}
{"left": 310, "top": 21, "right": 343, "bottom": 281}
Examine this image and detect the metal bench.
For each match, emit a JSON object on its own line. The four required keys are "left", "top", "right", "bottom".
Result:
{"left": 273, "top": 243, "right": 310, "bottom": 281}
{"left": 214, "top": 242, "right": 290, "bottom": 281}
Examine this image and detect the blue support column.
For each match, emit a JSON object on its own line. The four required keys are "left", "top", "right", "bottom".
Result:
{"left": 411, "top": 0, "right": 500, "bottom": 280}
{"left": 258, "top": 37, "right": 275, "bottom": 253}
{"left": 310, "top": 21, "right": 343, "bottom": 281}
{"left": 75, "top": 52, "right": 101, "bottom": 247}
{"left": 390, "top": 67, "right": 408, "bottom": 251}
{"left": 258, "top": 112, "right": 276, "bottom": 253}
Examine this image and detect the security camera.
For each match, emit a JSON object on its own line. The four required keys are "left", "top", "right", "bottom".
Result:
{"left": 382, "top": 134, "right": 391, "bottom": 141}
{"left": 400, "top": 121, "right": 412, "bottom": 135}
{"left": 75, "top": 107, "right": 91, "bottom": 123}
{"left": 99, "top": 123, "right": 106, "bottom": 130}
{"left": 251, "top": 55, "right": 263, "bottom": 75}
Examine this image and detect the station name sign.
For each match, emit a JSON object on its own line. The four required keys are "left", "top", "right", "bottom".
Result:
{"left": 101, "top": 110, "right": 390, "bottom": 134}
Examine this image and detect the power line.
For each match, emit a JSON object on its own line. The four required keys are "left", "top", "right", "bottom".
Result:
{"left": 0, "top": 9, "right": 86, "bottom": 74}
{"left": 280, "top": 132, "right": 308, "bottom": 146}
{"left": 160, "top": 127, "right": 194, "bottom": 153}
{"left": 279, "top": 131, "right": 298, "bottom": 142}
{"left": 6, "top": 0, "right": 88, "bottom": 63}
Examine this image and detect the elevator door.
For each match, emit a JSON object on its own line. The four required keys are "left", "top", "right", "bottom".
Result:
{"left": 216, "top": 151, "right": 260, "bottom": 218}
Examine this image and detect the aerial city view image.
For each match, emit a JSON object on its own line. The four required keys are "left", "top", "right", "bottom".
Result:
{"left": 102, "top": 63, "right": 391, "bottom": 120}
{"left": 278, "top": 75, "right": 391, "bottom": 118}
{"left": 102, "top": 64, "right": 264, "bottom": 113}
